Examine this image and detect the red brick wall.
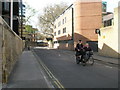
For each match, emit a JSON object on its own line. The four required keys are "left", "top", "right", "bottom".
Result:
{"left": 74, "top": 1, "right": 102, "bottom": 46}
{"left": 58, "top": 43, "right": 74, "bottom": 50}
{"left": 56, "top": 34, "right": 72, "bottom": 41}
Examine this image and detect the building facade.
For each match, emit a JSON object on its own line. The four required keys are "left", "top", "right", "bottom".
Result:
{"left": 54, "top": 0, "right": 102, "bottom": 51}
{"left": 0, "top": 0, "right": 25, "bottom": 36}
{"left": 54, "top": 5, "right": 74, "bottom": 49}
{"left": 19, "top": 1, "right": 26, "bottom": 39}
{"left": 98, "top": 6, "right": 120, "bottom": 58}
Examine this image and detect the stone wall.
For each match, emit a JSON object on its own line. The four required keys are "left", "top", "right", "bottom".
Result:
{"left": 0, "top": 1, "right": 2, "bottom": 16}
{"left": 0, "top": 16, "right": 2, "bottom": 88}
{"left": 0, "top": 16, "right": 24, "bottom": 83}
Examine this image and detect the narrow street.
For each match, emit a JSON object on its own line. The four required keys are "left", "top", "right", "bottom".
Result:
{"left": 1, "top": 0, "right": 120, "bottom": 89}
{"left": 33, "top": 47, "right": 118, "bottom": 88}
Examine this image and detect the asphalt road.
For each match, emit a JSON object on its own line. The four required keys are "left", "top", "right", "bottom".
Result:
{"left": 33, "top": 47, "right": 118, "bottom": 88}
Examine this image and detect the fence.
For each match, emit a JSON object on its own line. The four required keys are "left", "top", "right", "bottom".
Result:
{"left": 0, "top": 16, "right": 24, "bottom": 83}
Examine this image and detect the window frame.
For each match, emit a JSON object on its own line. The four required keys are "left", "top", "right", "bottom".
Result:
{"left": 58, "top": 30, "right": 61, "bottom": 35}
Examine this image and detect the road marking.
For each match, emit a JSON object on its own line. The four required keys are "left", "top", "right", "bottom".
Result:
{"left": 33, "top": 52, "right": 65, "bottom": 89}
{"left": 43, "top": 76, "right": 54, "bottom": 88}
{"left": 32, "top": 51, "right": 55, "bottom": 88}
{"left": 54, "top": 81, "right": 61, "bottom": 88}
{"left": 96, "top": 62, "right": 113, "bottom": 69}
{"left": 95, "top": 63, "right": 102, "bottom": 65}
{"left": 105, "top": 66, "right": 113, "bottom": 68}
{"left": 41, "top": 62, "right": 65, "bottom": 89}
{"left": 42, "top": 63, "right": 65, "bottom": 89}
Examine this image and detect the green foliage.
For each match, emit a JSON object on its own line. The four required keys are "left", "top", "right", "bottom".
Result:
{"left": 25, "top": 25, "right": 34, "bottom": 34}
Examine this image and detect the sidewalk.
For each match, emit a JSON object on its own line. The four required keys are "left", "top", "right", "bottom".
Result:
{"left": 91, "top": 52, "right": 118, "bottom": 65}
{"left": 48, "top": 47, "right": 119, "bottom": 65}
{"left": 5, "top": 50, "right": 53, "bottom": 88}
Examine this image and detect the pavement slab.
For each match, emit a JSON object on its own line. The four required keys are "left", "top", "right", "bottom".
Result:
{"left": 5, "top": 50, "right": 52, "bottom": 88}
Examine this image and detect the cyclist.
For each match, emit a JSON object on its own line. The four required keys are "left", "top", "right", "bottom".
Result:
{"left": 83, "top": 43, "right": 93, "bottom": 60}
{"left": 75, "top": 40, "right": 84, "bottom": 64}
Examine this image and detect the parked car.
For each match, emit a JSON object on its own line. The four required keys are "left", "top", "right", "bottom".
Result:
{"left": 37, "top": 42, "right": 48, "bottom": 47}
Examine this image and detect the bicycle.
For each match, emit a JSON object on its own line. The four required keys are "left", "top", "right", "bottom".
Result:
{"left": 76, "top": 51, "right": 94, "bottom": 66}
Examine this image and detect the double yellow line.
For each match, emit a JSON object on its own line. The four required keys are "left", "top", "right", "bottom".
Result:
{"left": 32, "top": 51, "right": 65, "bottom": 90}
{"left": 39, "top": 60, "right": 65, "bottom": 90}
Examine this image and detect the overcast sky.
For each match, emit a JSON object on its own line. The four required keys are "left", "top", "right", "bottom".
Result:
{"left": 24, "top": 0, "right": 120, "bottom": 28}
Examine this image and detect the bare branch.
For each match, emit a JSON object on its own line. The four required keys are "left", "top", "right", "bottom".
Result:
{"left": 38, "top": 2, "right": 68, "bottom": 35}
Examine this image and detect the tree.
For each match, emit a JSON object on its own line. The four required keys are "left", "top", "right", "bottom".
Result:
{"left": 38, "top": 2, "right": 68, "bottom": 35}
{"left": 23, "top": 3, "right": 37, "bottom": 35}
{"left": 37, "top": 33, "right": 46, "bottom": 40}
{"left": 25, "top": 25, "right": 34, "bottom": 34}
{"left": 24, "top": 3, "right": 37, "bottom": 25}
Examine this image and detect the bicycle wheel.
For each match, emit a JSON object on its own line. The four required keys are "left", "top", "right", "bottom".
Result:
{"left": 76, "top": 57, "right": 80, "bottom": 64}
{"left": 88, "top": 56, "right": 94, "bottom": 65}
{"left": 81, "top": 59, "right": 86, "bottom": 66}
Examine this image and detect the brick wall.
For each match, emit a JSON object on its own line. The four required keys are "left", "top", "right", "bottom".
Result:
{"left": 58, "top": 43, "right": 74, "bottom": 50}
{"left": 74, "top": 1, "right": 102, "bottom": 45}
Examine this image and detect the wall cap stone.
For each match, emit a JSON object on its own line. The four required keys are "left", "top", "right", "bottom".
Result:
{"left": 0, "top": 16, "right": 22, "bottom": 40}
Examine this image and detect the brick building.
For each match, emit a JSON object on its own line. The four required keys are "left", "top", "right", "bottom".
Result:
{"left": 53, "top": 0, "right": 102, "bottom": 51}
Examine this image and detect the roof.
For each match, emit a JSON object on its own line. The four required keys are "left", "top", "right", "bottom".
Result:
{"left": 103, "top": 14, "right": 114, "bottom": 21}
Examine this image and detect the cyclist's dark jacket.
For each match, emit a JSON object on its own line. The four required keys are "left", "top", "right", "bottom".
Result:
{"left": 83, "top": 46, "right": 93, "bottom": 56}
{"left": 75, "top": 43, "right": 83, "bottom": 56}
{"left": 83, "top": 47, "right": 92, "bottom": 52}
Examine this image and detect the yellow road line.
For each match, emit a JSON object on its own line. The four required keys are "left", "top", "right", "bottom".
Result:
{"left": 41, "top": 62, "right": 65, "bottom": 89}
{"left": 54, "top": 81, "right": 61, "bottom": 88}
{"left": 32, "top": 51, "right": 65, "bottom": 89}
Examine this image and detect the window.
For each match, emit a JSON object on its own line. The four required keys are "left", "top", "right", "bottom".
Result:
{"left": 4, "top": 2, "right": 9, "bottom": 11}
{"left": 58, "top": 30, "right": 61, "bottom": 35}
{"left": 54, "top": 25, "right": 56, "bottom": 29}
{"left": 108, "top": 19, "right": 112, "bottom": 26}
{"left": 62, "top": 19, "right": 64, "bottom": 24}
{"left": 54, "top": 32, "right": 56, "bottom": 36}
{"left": 104, "top": 19, "right": 112, "bottom": 27}
{"left": 63, "top": 27, "right": 66, "bottom": 33}
{"left": 58, "top": 21, "right": 61, "bottom": 27}
{"left": 65, "top": 17, "right": 66, "bottom": 23}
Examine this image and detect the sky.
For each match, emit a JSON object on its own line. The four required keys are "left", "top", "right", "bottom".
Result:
{"left": 24, "top": 0, "right": 120, "bottom": 28}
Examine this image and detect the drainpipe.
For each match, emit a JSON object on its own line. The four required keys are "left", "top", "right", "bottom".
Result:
{"left": 72, "top": 8, "right": 74, "bottom": 48}
{"left": 10, "top": 0, "right": 13, "bottom": 30}
{"left": 72, "top": 8, "right": 74, "bottom": 41}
